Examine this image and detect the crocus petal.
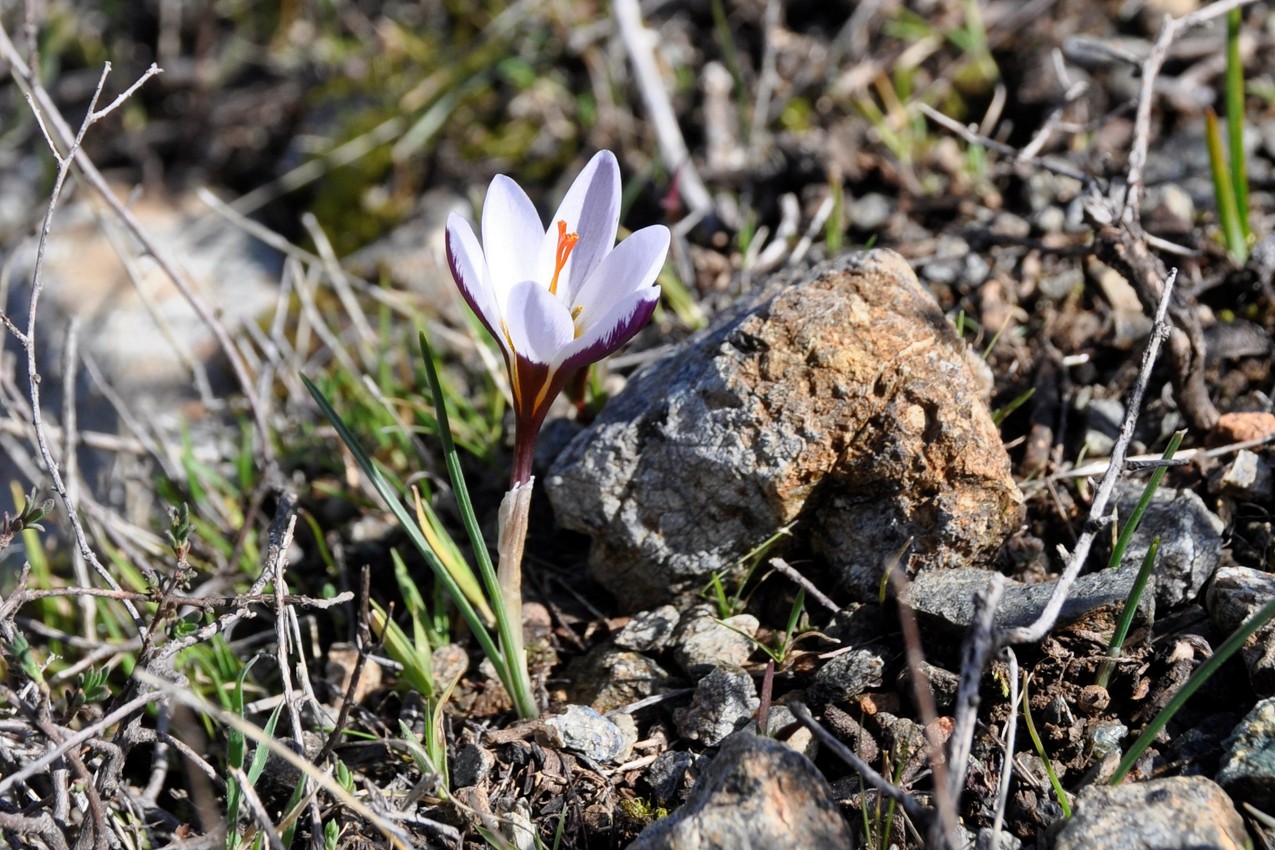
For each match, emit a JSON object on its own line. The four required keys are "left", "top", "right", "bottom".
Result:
{"left": 445, "top": 213, "right": 502, "bottom": 347}
{"left": 483, "top": 175, "right": 547, "bottom": 301}
{"left": 571, "top": 225, "right": 669, "bottom": 321}
{"left": 558, "top": 288, "right": 659, "bottom": 374}
{"left": 504, "top": 279, "right": 576, "bottom": 365}
{"left": 542, "top": 151, "right": 620, "bottom": 302}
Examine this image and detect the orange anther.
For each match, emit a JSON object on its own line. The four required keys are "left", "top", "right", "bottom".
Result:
{"left": 549, "top": 220, "right": 579, "bottom": 295}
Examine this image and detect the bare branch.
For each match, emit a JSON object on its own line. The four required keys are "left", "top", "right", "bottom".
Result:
{"left": 1000, "top": 271, "right": 1176, "bottom": 644}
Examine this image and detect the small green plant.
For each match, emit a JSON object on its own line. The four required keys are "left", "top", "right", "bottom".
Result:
{"left": 703, "top": 521, "right": 796, "bottom": 617}
{"left": 1111, "top": 592, "right": 1275, "bottom": 785}
{"left": 1206, "top": 6, "right": 1252, "bottom": 263}
{"left": 1022, "top": 672, "right": 1073, "bottom": 818}
{"left": 225, "top": 657, "right": 284, "bottom": 850}
{"left": 0, "top": 487, "right": 53, "bottom": 550}
{"left": 1093, "top": 430, "right": 1184, "bottom": 688}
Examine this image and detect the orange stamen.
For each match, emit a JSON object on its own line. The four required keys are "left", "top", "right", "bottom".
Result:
{"left": 549, "top": 220, "right": 579, "bottom": 296}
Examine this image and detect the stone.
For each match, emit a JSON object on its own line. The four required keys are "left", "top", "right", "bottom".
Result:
{"left": 1217, "top": 697, "right": 1275, "bottom": 810}
{"left": 565, "top": 648, "right": 674, "bottom": 714}
{"left": 615, "top": 605, "right": 682, "bottom": 652}
{"left": 542, "top": 704, "right": 634, "bottom": 764}
{"left": 646, "top": 750, "right": 698, "bottom": 805}
{"left": 673, "top": 668, "right": 760, "bottom": 747}
{"left": 1107, "top": 484, "right": 1223, "bottom": 610}
{"left": 1082, "top": 397, "right": 1125, "bottom": 457}
{"left": 1206, "top": 567, "right": 1275, "bottom": 695}
{"left": 625, "top": 733, "right": 854, "bottom": 850}
{"left": 809, "top": 647, "right": 886, "bottom": 707}
{"left": 1211, "top": 411, "right": 1275, "bottom": 445}
{"left": 547, "top": 250, "right": 1022, "bottom": 609}
{"left": 1052, "top": 776, "right": 1246, "bottom": 850}
{"left": 1209, "top": 450, "right": 1274, "bottom": 501}
{"left": 908, "top": 565, "right": 1154, "bottom": 639}
{"left": 452, "top": 743, "right": 494, "bottom": 788}
{"left": 670, "top": 606, "right": 758, "bottom": 675}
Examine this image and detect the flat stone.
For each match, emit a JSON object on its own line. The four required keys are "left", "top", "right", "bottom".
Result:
{"left": 1053, "top": 776, "right": 1246, "bottom": 850}
{"left": 615, "top": 605, "right": 683, "bottom": 652}
{"left": 673, "top": 668, "right": 760, "bottom": 747}
{"left": 1207, "top": 566, "right": 1275, "bottom": 695}
{"left": 908, "top": 565, "right": 1154, "bottom": 639}
{"left": 547, "top": 250, "right": 1022, "bottom": 609}
{"left": 1107, "top": 484, "right": 1223, "bottom": 610}
{"left": 670, "top": 606, "right": 758, "bottom": 675}
{"left": 626, "top": 733, "right": 854, "bottom": 850}
{"left": 542, "top": 704, "right": 634, "bottom": 764}
{"left": 1217, "top": 697, "right": 1275, "bottom": 810}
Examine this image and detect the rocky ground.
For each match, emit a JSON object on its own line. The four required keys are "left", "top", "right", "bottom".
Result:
{"left": 3, "top": 1, "right": 1275, "bottom": 848}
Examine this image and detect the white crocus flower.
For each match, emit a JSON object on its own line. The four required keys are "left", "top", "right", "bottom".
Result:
{"left": 446, "top": 150, "right": 669, "bottom": 484}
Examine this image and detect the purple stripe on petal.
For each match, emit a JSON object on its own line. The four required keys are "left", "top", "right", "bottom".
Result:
{"left": 445, "top": 214, "right": 503, "bottom": 349}
{"left": 558, "top": 289, "right": 659, "bottom": 375}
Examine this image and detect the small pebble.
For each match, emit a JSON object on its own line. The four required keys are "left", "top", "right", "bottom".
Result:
{"left": 810, "top": 647, "right": 886, "bottom": 706}
{"left": 1208, "top": 450, "right": 1273, "bottom": 501}
{"left": 670, "top": 605, "right": 758, "bottom": 675}
{"left": 615, "top": 605, "right": 681, "bottom": 652}
{"left": 674, "top": 667, "right": 760, "bottom": 746}
{"left": 543, "top": 704, "right": 633, "bottom": 763}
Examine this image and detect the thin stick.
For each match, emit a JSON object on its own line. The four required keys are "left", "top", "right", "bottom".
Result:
{"left": 768, "top": 557, "right": 839, "bottom": 613}
{"left": 946, "top": 574, "right": 1005, "bottom": 819}
{"left": 0, "top": 24, "right": 277, "bottom": 470}
{"left": 1000, "top": 271, "right": 1176, "bottom": 644}
{"left": 6, "top": 56, "right": 147, "bottom": 632}
{"left": 613, "top": 0, "right": 714, "bottom": 217}
{"left": 790, "top": 700, "right": 932, "bottom": 829}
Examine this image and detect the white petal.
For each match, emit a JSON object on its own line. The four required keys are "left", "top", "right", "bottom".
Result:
{"left": 483, "top": 175, "right": 547, "bottom": 302}
{"left": 545, "top": 151, "right": 620, "bottom": 302}
{"left": 445, "top": 213, "right": 503, "bottom": 347}
{"left": 558, "top": 288, "right": 659, "bottom": 372}
{"left": 504, "top": 280, "right": 575, "bottom": 365}
{"left": 571, "top": 225, "right": 669, "bottom": 321}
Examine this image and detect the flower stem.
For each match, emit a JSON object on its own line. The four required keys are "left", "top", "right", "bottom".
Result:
{"left": 496, "top": 480, "right": 537, "bottom": 717}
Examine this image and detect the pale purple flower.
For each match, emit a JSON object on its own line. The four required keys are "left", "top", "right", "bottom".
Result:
{"left": 446, "top": 150, "right": 669, "bottom": 483}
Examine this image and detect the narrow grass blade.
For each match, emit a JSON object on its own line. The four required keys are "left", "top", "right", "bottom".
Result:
{"left": 1111, "top": 593, "right": 1275, "bottom": 784}
{"left": 1206, "top": 108, "right": 1248, "bottom": 264}
{"left": 301, "top": 374, "right": 510, "bottom": 691}
{"left": 1227, "top": 7, "right": 1251, "bottom": 242}
{"left": 1022, "top": 672, "right": 1072, "bottom": 817}
{"left": 1095, "top": 536, "right": 1159, "bottom": 689}
{"left": 418, "top": 331, "right": 537, "bottom": 718}
{"left": 412, "top": 486, "right": 495, "bottom": 626}
{"left": 1106, "top": 430, "right": 1184, "bottom": 571}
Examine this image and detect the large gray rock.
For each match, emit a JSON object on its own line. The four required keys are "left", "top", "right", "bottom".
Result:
{"left": 625, "top": 733, "right": 853, "bottom": 850}
{"left": 1052, "top": 776, "right": 1246, "bottom": 850}
{"left": 547, "top": 250, "right": 1022, "bottom": 609}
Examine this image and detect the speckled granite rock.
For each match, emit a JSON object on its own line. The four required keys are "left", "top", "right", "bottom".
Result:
{"left": 547, "top": 250, "right": 1023, "bottom": 609}
{"left": 625, "top": 733, "right": 853, "bottom": 850}
{"left": 1217, "top": 696, "right": 1275, "bottom": 810}
{"left": 1207, "top": 566, "right": 1275, "bottom": 696}
{"left": 1052, "top": 776, "right": 1246, "bottom": 850}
